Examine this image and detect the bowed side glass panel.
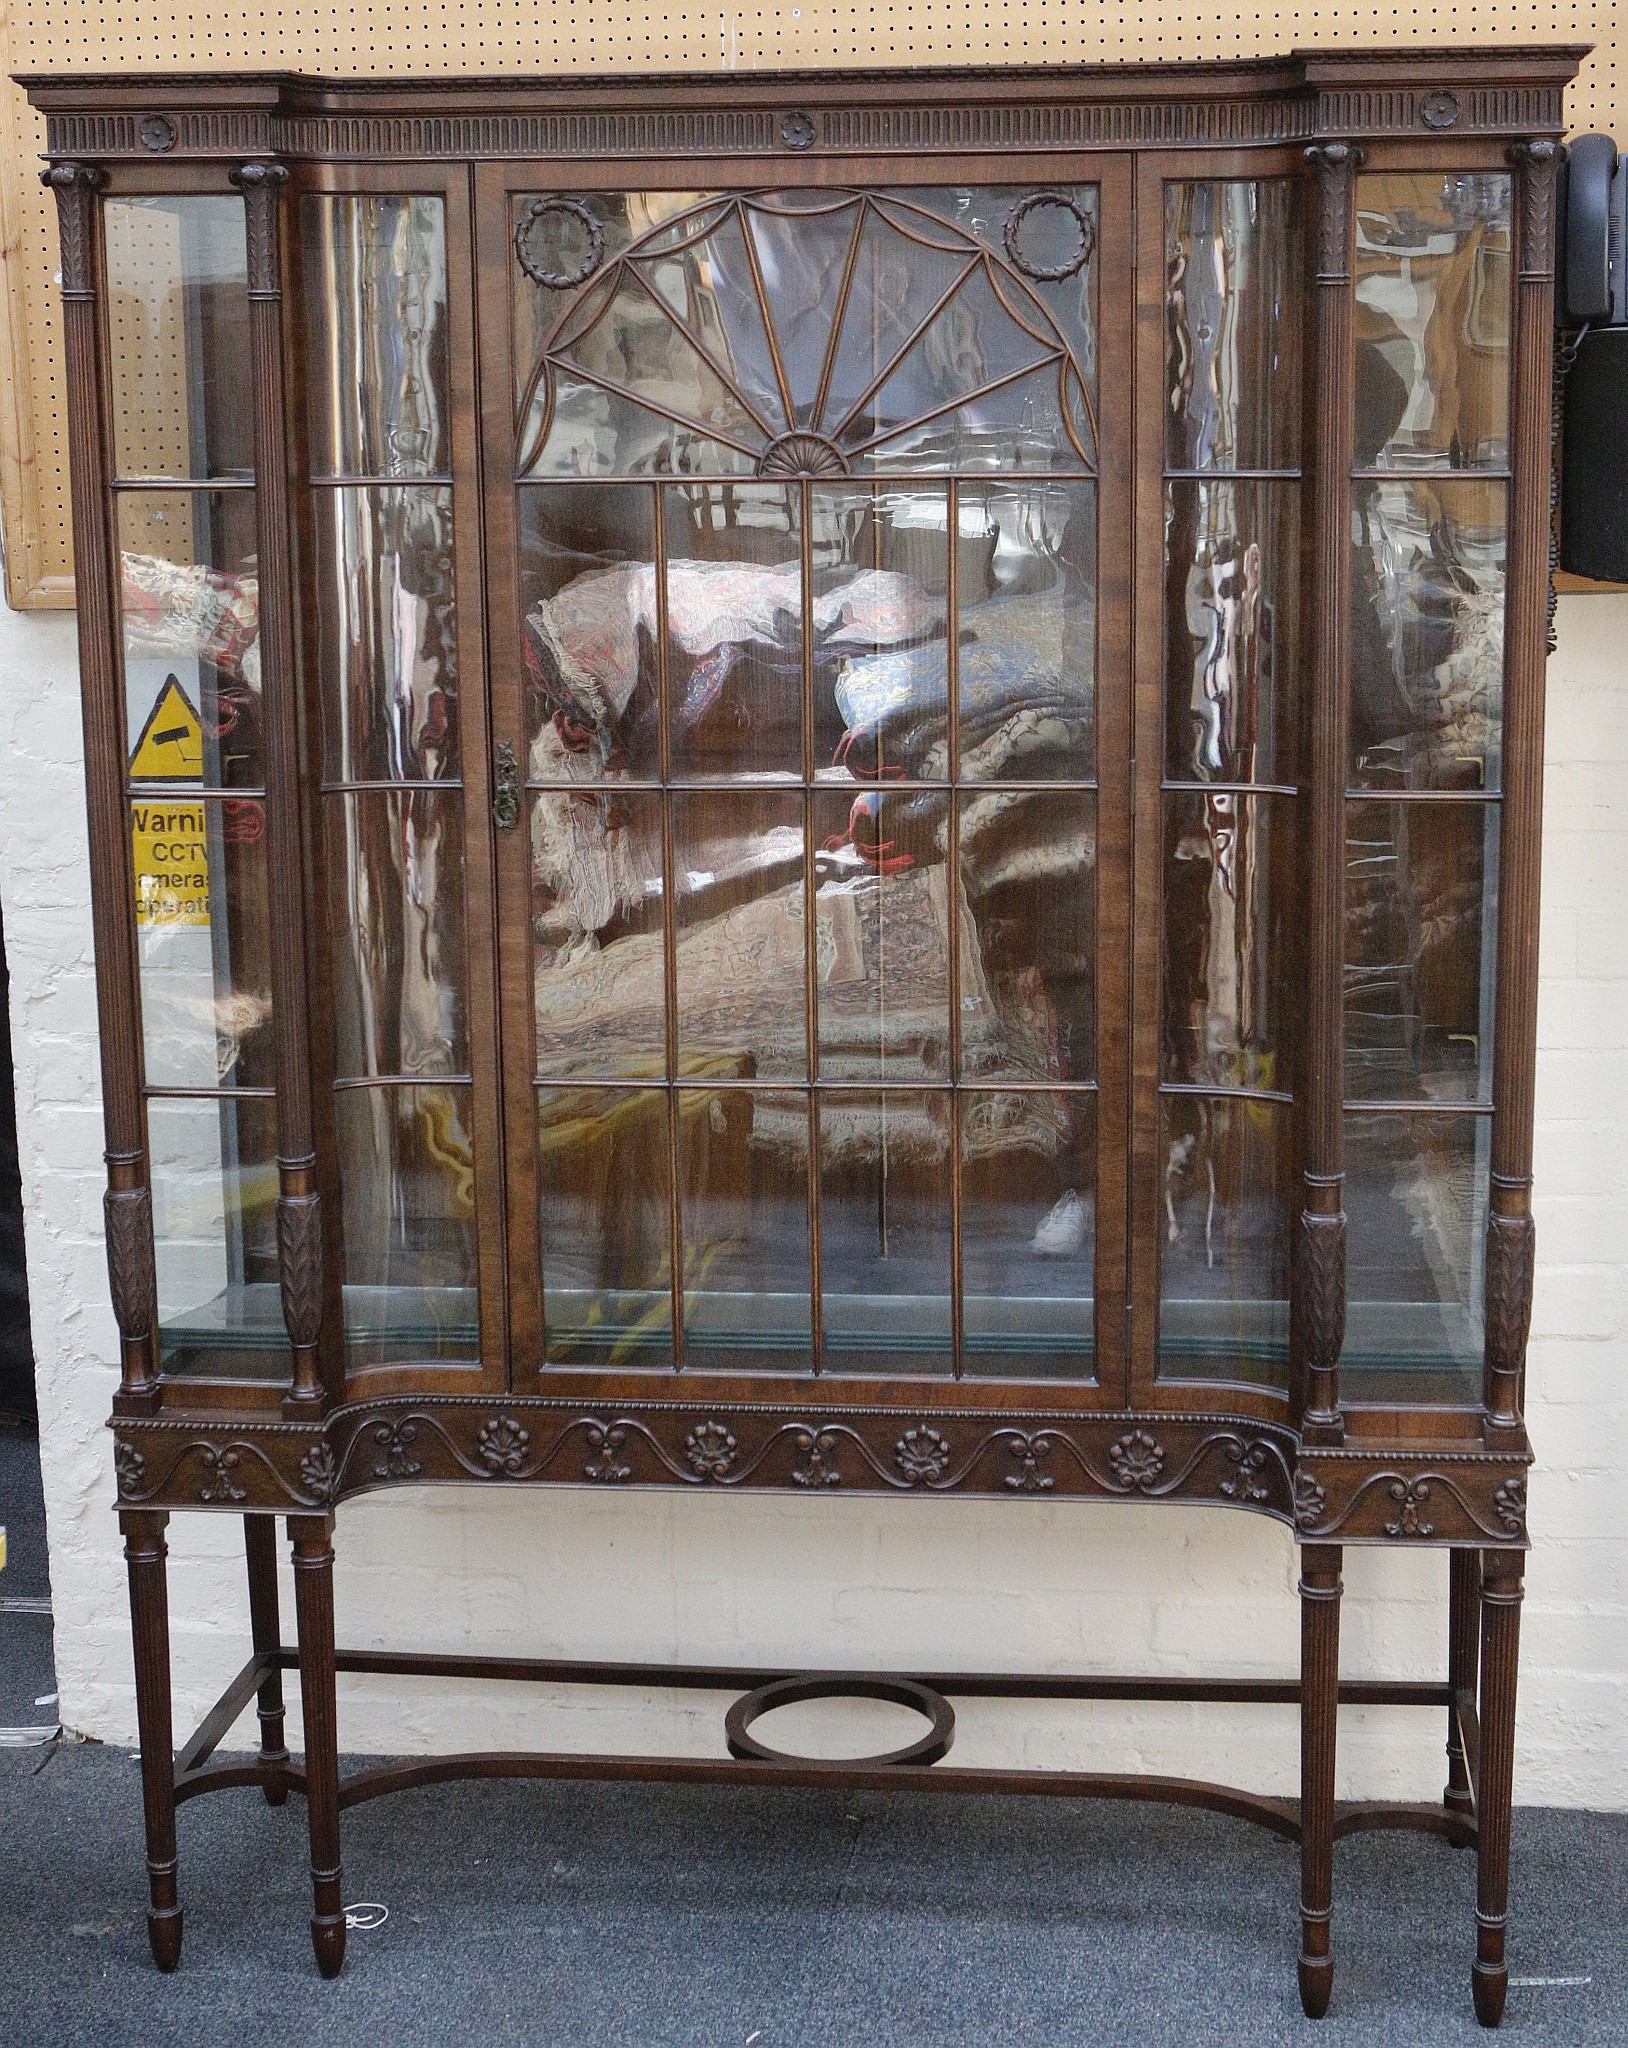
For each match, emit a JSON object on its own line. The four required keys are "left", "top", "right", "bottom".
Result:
{"left": 513, "top": 184, "right": 1101, "bottom": 1379}
{"left": 1156, "top": 179, "right": 1304, "bottom": 1389}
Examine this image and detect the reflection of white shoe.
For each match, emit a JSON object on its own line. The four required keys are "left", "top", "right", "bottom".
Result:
{"left": 1031, "top": 1190, "right": 1087, "bottom": 1258}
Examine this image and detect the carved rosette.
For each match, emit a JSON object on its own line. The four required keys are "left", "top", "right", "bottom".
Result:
{"left": 1484, "top": 1210, "right": 1536, "bottom": 1418}
{"left": 276, "top": 1192, "right": 324, "bottom": 1352}
{"left": 1508, "top": 139, "right": 1559, "bottom": 280}
{"left": 229, "top": 161, "right": 289, "bottom": 299}
{"left": 41, "top": 164, "right": 104, "bottom": 301}
{"left": 104, "top": 1186, "right": 155, "bottom": 1344}
{"left": 1304, "top": 141, "right": 1362, "bottom": 282}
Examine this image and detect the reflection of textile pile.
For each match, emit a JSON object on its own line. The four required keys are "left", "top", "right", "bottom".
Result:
{"left": 121, "top": 552, "right": 262, "bottom": 691}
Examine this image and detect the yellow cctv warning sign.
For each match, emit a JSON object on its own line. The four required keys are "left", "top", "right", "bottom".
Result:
{"left": 130, "top": 676, "right": 210, "bottom": 928}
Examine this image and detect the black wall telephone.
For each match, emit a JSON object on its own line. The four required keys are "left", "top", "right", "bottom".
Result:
{"left": 1558, "top": 134, "right": 1628, "bottom": 583}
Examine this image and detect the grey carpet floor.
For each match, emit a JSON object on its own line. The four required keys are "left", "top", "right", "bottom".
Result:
{"left": 2, "top": 1742, "right": 1622, "bottom": 2046}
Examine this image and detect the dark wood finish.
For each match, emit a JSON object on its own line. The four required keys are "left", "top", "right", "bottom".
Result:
{"left": 289, "top": 1514, "right": 345, "bottom": 1978}
{"left": 121, "top": 1510, "right": 182, "bottom": 1969}
{"left": 1474, "top": 1549, "right": 1524, "bottom": 2027}
{"left": 1298, "top": 1544, "right": 1343, "bottom": 2018}
{"left": 244, "top": 1515, "right": 291, "bottom": 1802}
{"left": 27, "top": 51, "right": 1578, "bottom": 2018}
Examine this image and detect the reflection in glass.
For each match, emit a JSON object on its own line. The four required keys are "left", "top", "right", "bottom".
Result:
{"left": 532, "top": 789, "right": 665, "bottom": 1079}
{"left": 132, "top": 796, "right": 272, "bottom": 1090}
{"left": 538, "top": 1087, "right": 672, "bottom": 1367}
{"left": 957, "top": 482, "right": 1096, "bottom": 781}
{"left": 119, "top": 492, "right": 264, "bottom": 789}
{"left": 1344, "top": 801, "right": 1498, "bottom": 1104}
{"left": 516, "top": 188, "right": 1096, "bottom": 478}
{"left": 814, "top": 790, "right": 951, "bottom": 1085}
{"left": 521, "top": 484, "right": 660, "bottom": 782}
{"left": 674, "top": 790, "right": 808, "bottom": 1081}
{"left": 313, "top": 487, "right": 459, "bottom": 782}
{"left": 961, "top": 1090, "right": 1095, "bottom": 1376}
{"left": 1354, "top": 173, "right": 1511, "bottom": 471}
{"left": 1162, "top": 792, "right": 1295, "bottom": 1093}
{"left": 1165, "top": 181, "right": 1302, "bottom": 472}
{"left": 1343, "top": 1110, "right": 1489, "bottom": 1399}
{"left": 326, "top": 791, "right": 469, "bottom": 1080}
{"left": 333, "top": 1083, "right": 479, "bottom": 1364}
{"left": 1350, "top": 478, "right": 1506, "bottom": 791}
{"left": 821, "top": 1090, "right": 952, "bottom": 1372}
{"left": 681, "top": 1084, "right": 812, "bottom": 1373}
{"left": 1164, "top": 481, "right": 1300, "bottom": 785}
{"left": 958, "top": 790, "right": 1096, "bottom": 1084}
{"left": 149, "top": 1093, "right": 286, "bottom": 1378}
{"left": 303, "top": 195, "right": 449, "bottom": 479}
{"left": 664, "top": 484, "right": 804, "bottom": 779}
{"left": 104, "top": 196, "right": 251, "bottom": 484}
{"left": 1157, "top": 1092, "right": 1292, "bottom": 1384}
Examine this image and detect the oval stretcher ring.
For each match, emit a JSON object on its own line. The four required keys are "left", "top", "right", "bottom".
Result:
{"left": 725, "top": 1673, "right": 955, "bottom": 1768}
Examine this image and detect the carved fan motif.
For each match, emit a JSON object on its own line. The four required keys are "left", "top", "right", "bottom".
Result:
{"left": 516, "top": 189, "right": 1098, "bottom": 478}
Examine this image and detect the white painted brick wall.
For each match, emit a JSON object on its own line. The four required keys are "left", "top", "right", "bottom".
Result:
{"left": 3, "top": 592, "right": 1625, "bottom": 1805}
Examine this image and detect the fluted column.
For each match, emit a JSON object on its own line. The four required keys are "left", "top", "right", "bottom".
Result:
{"left": 1473, "top": 1550, "right": 1525, "bottom": 2026}
{"left": 1298, "top": 1543, "right": 1343, "bottom": 2018}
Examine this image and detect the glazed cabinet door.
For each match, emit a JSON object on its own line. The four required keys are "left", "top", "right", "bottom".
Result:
{"left": 291, "top": 166, "right": 508, "bottom": 1389}
{"left": 478, "top": 162, "right": 1134, "bottom": 1402}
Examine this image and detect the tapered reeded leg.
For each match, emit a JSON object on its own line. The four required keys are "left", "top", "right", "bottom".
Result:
{"left": 1473, "top": 1550, "right": 1524, "bottom": 2027}
{"left": 1298, "top": 1544, "right": 1342, "bottom": 2019}
{"left": 290, "top": 1515, "right": 345, "bottom": 1977}
{"left": 245, "top": 1515, "right": 291, "bottom": 1805}
{"left": 1446, "top": 1548, "right": 1481, "bottom": 1824}
{"left": 122, "top": 1510, "right": 183, "bottom": 1970}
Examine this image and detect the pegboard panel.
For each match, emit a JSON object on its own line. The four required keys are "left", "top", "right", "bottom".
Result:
{"left": 1, "top": 2, "right": 1620, "bottom": 607}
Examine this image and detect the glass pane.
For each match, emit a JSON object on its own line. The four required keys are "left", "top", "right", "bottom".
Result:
{"left": 673, "top": 790, "right": 808, "bottom": 1082}
{"left": 814, "top": 789, "right": 952, "bottom": 1085}
{"left": 333, "top": 1083, "right": 478, "bottom": 1365}
{"left": 521, "top": 366, "right": 760, "bottom": 479}
{"left": 957, "top": 481, "right": 1096, "bottom": 782}
{"left": 846, "top": 359, "right": 1091, "bottom": 476}
{"left": 538, "top": 1087, "right": 672, "bottom": 1368}
{"left": 1165, "top": 181, "right": 1302, "bottom": 472}
{"left": 131, "top": 795, "right": 272, "bottom": 1090}
{"left": 532, "top": 788, "right": 666, "bottom": 1079}
{"left": 303, "top": 195, "right": 448, "bottom": 479}
{"left": 149, "top": 1093, "right": 287, "bottom": 1378}
{"left": 104, "top": 196, "right": 251, "bottom": 483}
{"left": 1353, "top": 172, "right": 1511, "bottom": 471}
{"left": 1344, "top": 800, "right": 1498, "bottom": 1105}
{"left": 1350, "top": 478, "right": 1506, "bottom": 792}
{"left": 663, "top": 483, "right": 804, "bottom": 780}
{"left": 635, "top": 203, "right": 787, "bottom": 432}
{"left": 313, "top": 486, "right": 459, "bottom": 783}
{"left": 1157, "top": 1092, "right": 1292, "bottom": 1387}
{"left": 325, "top": 790, "right": 469, "bottom": 1081}
{"left": 811, "top": 483, "right": 949, "bottom": 783}
{"left": 1164, "top": 480, "right": 1301, "bottom": 786}
{"left": 521, "top": 484, "right": 659, "bottom": 783}
{"left": 821, "top": 1090, "right": 952, "bottom": 1373}
{"left": 959, "top": 789, "right": 1096, "bottom": 1084}
{"left": 961, "top": 1089, "right": 1095, "bottom": 1378}
{"left": 681, "top": 1083, "right": 811, "bottom": 1373}
{"left": 1162, "top": 791, "right": 1297, "bottom": 1094}
{"left": 1344, "top": 1110, "right": 1489, "bottom": 1402}
{"left": 119, "top": 491, "right": 264, "bottom": 789}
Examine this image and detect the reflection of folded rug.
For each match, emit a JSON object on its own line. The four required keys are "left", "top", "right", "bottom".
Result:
{"left": 121, "top": 551, "right": 262, "bottom": 690}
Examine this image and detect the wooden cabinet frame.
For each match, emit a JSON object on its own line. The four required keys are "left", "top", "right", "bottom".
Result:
{"left": 24, "top": 50, "right": 1582, "bottom": 2019}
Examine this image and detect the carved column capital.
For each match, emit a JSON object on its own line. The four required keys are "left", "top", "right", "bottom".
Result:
{"left": 1304, "top": 141, "right": 1364, "bottom": 282}
{"left": 1508, "top": 139, "right": 1560, "bottom": 280}
{"left": 41, "top": 163, "right": 104, "bottom": 299}
{"left": 229, "top": 161, "right": 289, "bottom": 299}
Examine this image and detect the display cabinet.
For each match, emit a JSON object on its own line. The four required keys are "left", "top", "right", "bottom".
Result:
{"left": 24, "top": 46, "right": 1582, "bottom": 2021}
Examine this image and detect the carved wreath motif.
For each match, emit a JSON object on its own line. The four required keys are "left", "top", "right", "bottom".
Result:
{"left": 1003, "top": 191, "right": 1094, "bottom": 281}
{"left": 684, "top": 1421, "right": 739, "bottom": 1480}
{"left": 478, "top": 1416, "right": 531, "bottom": 1476}
{"left": 514, "top": 197, "right": 605, "bottom": 290}
{"left": 895, "top": 1426, "right": 952, "bottom": 1486}
{"left": 1108, "top": 1430, "right": 1166, "bottom": 1492}
{"left": 1384, "top": 1478, "right": 1436, "bottom": 1539}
